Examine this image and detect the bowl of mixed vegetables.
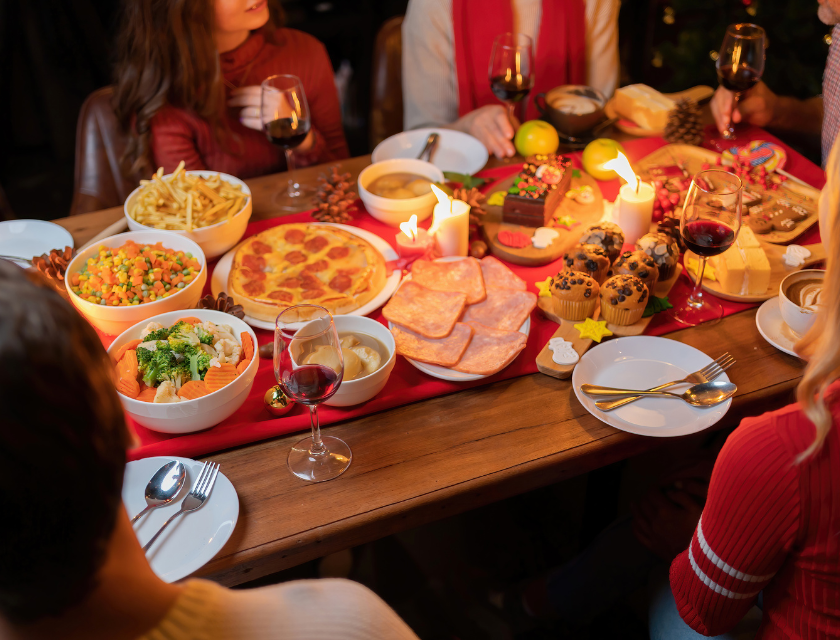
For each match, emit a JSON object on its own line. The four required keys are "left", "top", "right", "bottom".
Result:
{"left": 108, "top": 309, "right": 260, "bottom": 433}
{"left": 65, "top": 231, "right": 207, "bottom": 336}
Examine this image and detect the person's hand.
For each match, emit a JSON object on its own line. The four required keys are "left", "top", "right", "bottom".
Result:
{"left": 461, "top": 105, "right": 518, "bottom": 158}
{"left": 228, "top": 85, "right": 315, "bottom": 151}
{"left": 711, "top": 81, "right": 779, "bottom": 136}
{"left": 631, "top": 480, "right": 707, "bottom": 562}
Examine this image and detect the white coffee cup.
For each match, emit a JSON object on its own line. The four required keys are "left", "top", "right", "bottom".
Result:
{"left": 778, "top": 269, "right": 825, "bottom": 338}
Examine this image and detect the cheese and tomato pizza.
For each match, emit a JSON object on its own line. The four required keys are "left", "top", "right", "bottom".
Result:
{"left": 228, "top": 223, "right": 387, "bottom": 322}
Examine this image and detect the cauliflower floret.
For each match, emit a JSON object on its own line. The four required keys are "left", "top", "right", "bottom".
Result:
{"left": 141, "top": 322, "right": 164, "bottom": 338}
{"left": 213, "top": 338, "right": 242, "bottom": 365}
{"left": 153, "top": 380, "right": 181, "bottom": 403}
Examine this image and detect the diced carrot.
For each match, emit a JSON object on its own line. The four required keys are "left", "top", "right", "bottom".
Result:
{"left": 117, "top": 376, "right": 140, "bottom": 399}
{"left": 178, "top": 380, "right": 209, "bottom": 400}
{"left": 171, "top": 274, "right": 184, "bottom": 286}
{"left": 241, "top": 332, "right": 254, "bottom": 363}
{"left": 236, "top": 359, "right": 248, "bottom": 375}
{"left": 131, "top": 275, "right": 144, "bottom": 285}
{"left": 171, "top": 262, "right": 183, "bottom": 272}
{"left": 113, "top": 339, "right": 142, "bottom": 363}
{"left": 71, "top": 272, "right": 81, "bottom": 285}
{"left": 204, "top": 363, "right": 237, "bottom": 392}
{"left": 162, "top": 271, "right": 171, "bottom": 283}
{"left": 119, "top": 350, "right": 138, "bottom": 379}
{"left": 137, "top": 387, "right": 157, "bottom": 402}
{"left": 176, "top": 316, "right": 201, "bottom": 325}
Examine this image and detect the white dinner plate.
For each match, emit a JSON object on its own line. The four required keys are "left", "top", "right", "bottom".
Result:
{"left": 0, "top": 219, "right": 74, "bottom": 267}
{"left": 572, "top": 336, "right": 732, "bottom": 437}
{"left": 123, "top": 456, "right": 239, "bottom": 583}
{"left": 211, "top": 223, "right": 402, "bottom": 331}
{"left": 372, "top": 128, "right": 489, "bottom": 176}
{"left": 386, "top": 257, "right": 531, "bottom": 382}
{"left": 756, "top": 297, "right": 802, "bottom": 359}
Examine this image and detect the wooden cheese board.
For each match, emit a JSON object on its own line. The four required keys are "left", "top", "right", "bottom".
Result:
{"left": 604, "top": 85, "right": 715, "bottom": 138}
{"left": 535, "top": 265, "right": 682, "bottom": 378}
{"left": 481, "top": 170, "right": 604, "bottom": 267}
{"left": 685, "top": 241, "right": 826, "bottom": 303}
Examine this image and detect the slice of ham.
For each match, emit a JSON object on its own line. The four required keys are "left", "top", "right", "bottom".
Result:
{"left": 382, "top": 280, "right": 467, "bottom": 338}
{"left": 391, "top": 323, "right": 474, "bottom": 367}
{"left": 411, "top": 258, "right": 486, "bottom": 304}
{"left": 461, "top": 289, "right": 537, "bottom": 331}
{"left": 480, "top": 256, "right": 526, "bottom": 291}
{"left": 451, "top": 321, "right": 527, "bottom": 376}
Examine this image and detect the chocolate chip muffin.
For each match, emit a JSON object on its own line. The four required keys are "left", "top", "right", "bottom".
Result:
{"left": 563, "top": 243, "right": 611, "bottom": 284}
{"left": 599, "top": 274, "right": 649, "bottom": 326}
{"left": 611, "top": 249, "right": 659, "bottom": 294}
{"left": 635, "top": 232, "right": 680, "bottom": 281}
{"left": 549, "top": 269, "right": 600, "bottom": 321}
{"left": 578, "top": 222, "right": 625, "bottom": 263}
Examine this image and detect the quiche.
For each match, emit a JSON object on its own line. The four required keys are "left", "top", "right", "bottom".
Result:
{"left": 229, "top": 223, "right": 387, "bottom": 322}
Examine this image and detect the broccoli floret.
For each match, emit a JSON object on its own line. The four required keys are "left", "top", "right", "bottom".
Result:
{"left": 195, "top": 326, "right": 214, "bottom": 345}
{"left": 144, "top": 327, "right": 171, "bottom": 341}
{"left": 141, "top": 349, "right": 172, "bottom": 386}
{"left": 188, "top": 352, "right": 212, "bottom": 381}
{"left": 136, "top": 347, "right": 155, "bottom": 367}
{"left": 169, "top": 328, "right": 200, "bottom": 354}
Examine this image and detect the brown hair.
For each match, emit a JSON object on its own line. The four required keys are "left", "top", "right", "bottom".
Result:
{"left": 112, "top": 0, "right": 285, "bottom": 176}
{"left": 0, "top": 263, "right": 131, "bottom": 623}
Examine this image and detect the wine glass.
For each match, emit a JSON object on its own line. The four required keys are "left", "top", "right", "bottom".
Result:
{"left": 274, "top": 305, "right": 352, "bottom": 482}
{"left": 488, "top": 32, "right": 534, "bottom": 125}
{"left": 716, "top": 23, "right": 766, "bottom": 141}
{"left": 261, "top": 74, "right": 313, "bottom": 210}
{"left": 672, "top": 170, "right": 743, "bottom": 326}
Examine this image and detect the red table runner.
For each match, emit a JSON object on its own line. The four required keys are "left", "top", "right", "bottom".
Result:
{"left": 123, "top": 131, "right": 825, "bottom": 461}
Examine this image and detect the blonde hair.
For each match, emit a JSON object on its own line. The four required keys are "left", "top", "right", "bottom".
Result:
{"left": 794, "top": 137, "right": 840, "bottom": 461}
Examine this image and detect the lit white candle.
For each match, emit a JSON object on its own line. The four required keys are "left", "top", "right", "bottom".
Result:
{"left": 429, "top": 184, "right": 470, "bottom": 257}
{"left": 604, "top": 152, "right": 655, "bottom": 244}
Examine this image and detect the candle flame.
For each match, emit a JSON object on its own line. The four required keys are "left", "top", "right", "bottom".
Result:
{"left": 603, "top": 152, "right": 639, "bottom": 191}
{"left": 430, "top": 183, "right": 450, "bottom": 207}
{"left": 399, "top": 214, "right": 418, "bottom": 242}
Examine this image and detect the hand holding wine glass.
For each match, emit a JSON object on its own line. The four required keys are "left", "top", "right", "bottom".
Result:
{"left": 488, "top": 32, "right": 534, "bottom": 126}
{"left": 275, "top": 305, "right": 352, "bottom": 482}
{"left": 716, "top": 23, "right": 766, "bottom": 141}
{"left": 672, "top": 170, "right": 743, "bottom": 326}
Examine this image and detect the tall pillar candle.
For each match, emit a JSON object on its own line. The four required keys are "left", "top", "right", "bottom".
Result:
{"left": 432, "top": 199, "right": 471, "bottom": 257}
{"left": 615, "top": 182, "right": 655, "bottom": 244}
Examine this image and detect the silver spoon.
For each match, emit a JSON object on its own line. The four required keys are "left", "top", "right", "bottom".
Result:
{"left": 130, "top": 460, "right": 187, "bottom": 524}
{"left": 580, "top": 380, "right": 737, "bottom": 408}
{"left": 417, "top": 132, "right": 440, "bottom": 162}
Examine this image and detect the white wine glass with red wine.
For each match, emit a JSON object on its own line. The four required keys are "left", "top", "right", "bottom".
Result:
{"left": 672, "top": 170, "right": 743, "bottom": 326}
{"left": 275, "top": 305, "right": 352, "bottom": 482}
{"left": 716, "top": 23, "right": 766, "bottom": 141}
{"left": 261, "top": 74, "right": 313, "bottom": 210}
{"left": 488, "top": 32, "right": 534, "bottom": 125}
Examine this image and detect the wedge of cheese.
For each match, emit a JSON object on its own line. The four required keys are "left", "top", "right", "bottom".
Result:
{"left": 710, "top": 227, "right": 771, "bottom": 296}
{"left": 613, "top": 85, "right": 675, "bottom": 131}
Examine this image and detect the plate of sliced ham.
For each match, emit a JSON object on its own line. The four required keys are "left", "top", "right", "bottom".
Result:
{"left": 384, "top": 256, "right": 534, "bottom": 381}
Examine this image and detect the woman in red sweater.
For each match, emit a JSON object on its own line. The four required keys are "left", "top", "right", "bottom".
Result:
{"left": 113, "top": 0, "right": 349, "bottom": 180}
{"left": 661, "top": 140, "right": 840, "bottom": 638}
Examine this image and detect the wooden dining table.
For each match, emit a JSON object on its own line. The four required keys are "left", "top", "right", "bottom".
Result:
{"left": 55, "top": 149, "right": 808, "bottom": 588}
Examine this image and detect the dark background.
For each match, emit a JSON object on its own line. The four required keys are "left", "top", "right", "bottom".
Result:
{"left": 0, "top": 0, "right": 832, "bottom": 221}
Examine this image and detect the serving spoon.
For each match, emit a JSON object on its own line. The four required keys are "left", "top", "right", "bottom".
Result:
{"left": 580, "top": 380, "right": 737, "bottom": 408}
{"left": 130, "top": 460, "right": 187, "bottom": 524}
{"left": 417, "top": 132, "right": 440, "bottom": 162}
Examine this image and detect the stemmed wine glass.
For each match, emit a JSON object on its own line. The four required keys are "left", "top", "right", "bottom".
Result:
{"left": 672, "top": 170, "right": 743, "bottom": 326}
{"left": 716, "top": 24, "right": 766, "bottom": 141}
{"left": 261, "top": 74, "right": 313, "bottom": 210}
{"left": 274, "top": 305, "right": 352, "bottom": 482}
{"left": 488, "top": 33, "right": 534, "bottom": 125}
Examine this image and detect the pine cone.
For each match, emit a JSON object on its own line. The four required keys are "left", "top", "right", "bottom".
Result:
{"left": 452, "top": 187, "right": 487, "bottom": 226}
{"left": 198, "top": 292, "right": 245, "bottom": 319}
{"left": 664, "top": 98, "right": 704, "bottom": 146}
{"left": 311, "top": 165, "right": 358, "bottom": 223}
{"left": 32, "top": 246, "right": 74, "bottom": 287}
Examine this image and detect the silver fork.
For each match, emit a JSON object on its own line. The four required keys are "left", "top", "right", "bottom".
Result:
{"left": 142, "top": 462, "right": 220, "bottom": 553}
{"left": 594, "top": 353, "right": 735, "bottom": 411}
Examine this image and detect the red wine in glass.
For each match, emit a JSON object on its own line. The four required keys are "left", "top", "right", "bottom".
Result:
{"left": 490, "top": 75, "right": 531, "bottom": 103}
{"left": 682, "top": 220, "right": 736, "bottom": 258}
{"left": 282, "top": 364, "right": 341, "bottom": 404}
{"left": 716, "top": 24, "right": 765, "bottom": 141}
{"left": 265, "top": 117, "right": 311, "bottom": 149}
{"left": 488, "top": 33, "right": 533, "bottom": 124}
{"left": 717, "top": 64, "right": 761, "bottom": 93}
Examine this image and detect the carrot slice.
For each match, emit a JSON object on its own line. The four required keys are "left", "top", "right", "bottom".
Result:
{"left": 236, "top": 359, "right": 248, "bottom": 375}
{"left": 178, "top": 380, "right": 210, "bottom": 400}
{"left": 137, "top": 387, "right": 157, "bottom": 402}
{"left": 119, "top": 350, "right": 138, "bottom": 380}
{"left": 117, "top": 376, "right": 140, "bottom": 399}
{"left": 241, "top": 332, "right": 254, "bottom": 363}
{"left": 176, "top": 316, "right": 201, "bottom": 325}
{"left": 113, "top": 339, "right": 142, "bottom": 363}
{"left": 204, "top": 363, "right": 237, "bottom": 392}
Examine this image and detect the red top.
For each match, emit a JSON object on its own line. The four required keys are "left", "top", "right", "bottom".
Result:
{"left": 150, "top": 28, "right": 349, "bottom": 178}
{"left": 670, "top": 380, "right": 840, "bottom": 639}
{"left": 452, "top": 0, "right": 586, "bottom": 122}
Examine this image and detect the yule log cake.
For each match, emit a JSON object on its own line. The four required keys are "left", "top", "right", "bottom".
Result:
{"left": 503, "top": 154, "right": 573, "bottom": 227}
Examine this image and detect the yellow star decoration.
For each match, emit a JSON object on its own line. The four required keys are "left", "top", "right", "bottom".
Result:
{"left": 555, "top": 215, "right": 579, "bottom": 229}
{"left": 685, "top": 256, "right": 717, "bottom": 282}
{"left": 535, "top": 276, "right": 553, "bottom": 298}
{"left": 574, "top": 317, "right": 613, "bottom": 343}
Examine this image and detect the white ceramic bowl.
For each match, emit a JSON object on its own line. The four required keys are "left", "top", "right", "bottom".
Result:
{"left": 324, "top": 316, "right": 396, "bottom": 407}
{"left": 108, "top": 309, "right": 259, "bottom": 433}
{"left": 778, "top": 269, "right": 825, "bottom": 338}
{"left": 124, "top": 170, "right": 252, "bottom": 259}
{"left": 65, "top": 230, "right": 207, "bottom": 336}
{"left": 357, "top": 158, "right": 444, "bottom": 227}
{"left": 372, "top": 128, "right": 489, "bottom": 175}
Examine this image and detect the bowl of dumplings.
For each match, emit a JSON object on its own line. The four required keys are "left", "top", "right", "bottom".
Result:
{"left": 357, "top": 158, "right": 444, "bottom": 227}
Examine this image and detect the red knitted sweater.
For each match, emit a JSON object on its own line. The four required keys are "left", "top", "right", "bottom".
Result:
{"left": 150, "top": 28, "right": 349, "bottom": 178}
{"left": 670, "top": 380, "right": 840, "bottom": 639}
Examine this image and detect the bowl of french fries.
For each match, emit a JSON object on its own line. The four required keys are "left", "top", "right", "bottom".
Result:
{"left": 124, "top": 163, "right": 252, "bottom": 259}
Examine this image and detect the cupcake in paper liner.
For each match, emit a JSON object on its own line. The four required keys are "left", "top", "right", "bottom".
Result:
{"left": 579, "top": 222, "right": 625, "bottom": 263}
{"left": 563, "top": 243, "right": 611, "bottom": 284}
{"left": 611, "top": 249, "right": 659, "bottom": 294}
{"left": 550, "top": 269, "right": 600, "bottom": 321}
{"left": 635, "top": 232, "right": 679, "bottom": 281}
{"left": 599, "top": 274, "right": 648, "bottom": 326}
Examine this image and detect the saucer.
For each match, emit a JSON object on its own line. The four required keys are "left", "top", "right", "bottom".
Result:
{"left": 755, "top": 297, "right": 803, "bottom": 359}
